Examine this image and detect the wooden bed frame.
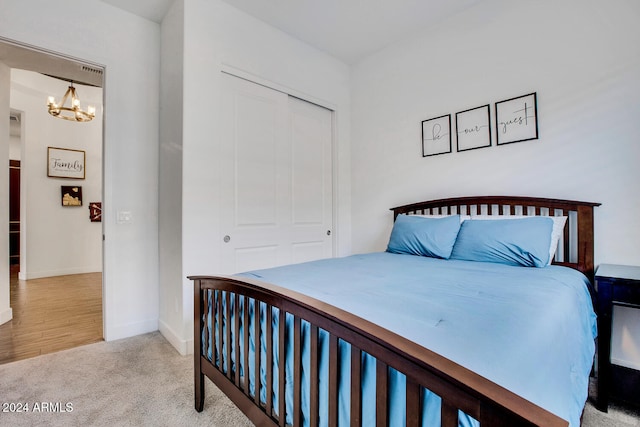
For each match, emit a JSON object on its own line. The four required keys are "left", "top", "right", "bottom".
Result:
{"left": 191, "top": 196, "right": 600, "bottom": 427}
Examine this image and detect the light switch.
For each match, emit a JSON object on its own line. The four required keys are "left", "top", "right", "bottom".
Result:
{"left": 117, "top": 210, "right": 132, "bottom": 224}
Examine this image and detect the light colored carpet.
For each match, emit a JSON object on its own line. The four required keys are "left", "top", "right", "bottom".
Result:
{"left": 0, "top": 332, "right": 252, "bottom": 427}
{"left": 0, "top": 331, "right": 638, "bottom": 426}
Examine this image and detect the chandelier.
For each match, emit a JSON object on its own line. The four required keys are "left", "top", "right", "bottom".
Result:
{"left": 47, "top": 83, "right": 96, "bottom": 122}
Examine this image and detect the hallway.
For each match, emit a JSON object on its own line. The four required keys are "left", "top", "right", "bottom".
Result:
{"left": 0, "top": 267, "right": 102, "bottom": 364}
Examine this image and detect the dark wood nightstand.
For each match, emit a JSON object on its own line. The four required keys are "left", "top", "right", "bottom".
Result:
{"left": 595, "top": 264, "right": 640, "bottom": 411}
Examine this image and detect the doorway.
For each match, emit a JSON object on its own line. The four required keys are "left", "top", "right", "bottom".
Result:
{"left": 0, "top": 38, "right": 104, "bottom": 363}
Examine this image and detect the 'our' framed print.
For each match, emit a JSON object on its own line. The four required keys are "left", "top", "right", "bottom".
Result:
{"left": 495, "top": 92, "right": 538, "bottom": 145}
{"left": 422, "top": 114, "right": 451, "bottom": 157}
{"left": 455, "top": 104, "right": 491, "bottom": 152}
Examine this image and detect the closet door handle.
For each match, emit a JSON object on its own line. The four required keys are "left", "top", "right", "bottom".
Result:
{"left": 223, "top": 235, "right": 231, "bottom": 243}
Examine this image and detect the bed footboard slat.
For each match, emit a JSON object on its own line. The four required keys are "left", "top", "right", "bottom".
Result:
{"left": 351, "top": 346, "right": 362, "bottom": 427}
{"left": 442, "top": 400, "right": 459, "bottom": 427}
{"left": 266, "top": 303, "right": 273, "bottom": 417}
{"left": 278, "top": 309, "right": 286, "bottom": 426}
{"left": 406, "top": 377, "right": 420, "bottom": 427}
{"left": 225, "top": 291, "right": 232, "bottom": 380}
{"left": 217, "top": 291, "right": 223, "bottom": 370}
{"left": 293, "top": 316, "right": 302, "bottom": 427}
{"left": 329, "top": 334, "right": 339, "bottom": 426}
{"left": 376, "top": 360, "right": 389, "bottom": 427}
{"left": 243, "top": 295, "right": 250, "bottom": 396}
{"left": 309, "top": 324, "right": 319, "bottom": 427}
{"left": 203, "top": 291, "right": 210, "bottom": 362}
{"left": 253, "top": 298, "right": 261, "bottom": 407}
{"left": 194, "top": 280, "right": 205, "bottom": 412}
{"left": 234, "top": 293, "right": 241, "bottom": 388}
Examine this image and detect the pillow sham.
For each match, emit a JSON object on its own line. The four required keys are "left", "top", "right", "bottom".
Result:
{"left": 470, "top": 215, "right": 567, "bottom": 265}
{"left": 387, "top": 214, "right": 461, "bottom": 259}
{"left": 414, "top": 214, "right": 471, "bottom": 223}
{"left": 450, "top": 217, "right": 554, "bottom": 267}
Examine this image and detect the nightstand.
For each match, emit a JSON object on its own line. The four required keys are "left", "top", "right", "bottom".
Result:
{"left": 595, "top": 264, "right": 640, "bottom": 411}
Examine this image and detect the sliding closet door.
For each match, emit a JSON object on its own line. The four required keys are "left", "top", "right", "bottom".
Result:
{"left": 219, "top": 73, "right": 333, "bottom": 274}
{"left": 288, "top": 95, "right": 333, "bottom": 265}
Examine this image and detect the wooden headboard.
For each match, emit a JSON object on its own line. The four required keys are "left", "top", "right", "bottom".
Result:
{"left": 391, "top": 196, "right": 601, "bottom": 279}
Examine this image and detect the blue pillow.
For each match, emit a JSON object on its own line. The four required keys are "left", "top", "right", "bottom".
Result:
{"left": 450, "top": 217, "right": 553, "bottom": 267}
{"left": 387, "top": 214, "right": 461, "bottom": 259}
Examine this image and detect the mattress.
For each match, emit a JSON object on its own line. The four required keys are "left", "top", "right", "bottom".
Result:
{"left": 205, "top": 252, "right": 596, "bottom": 426}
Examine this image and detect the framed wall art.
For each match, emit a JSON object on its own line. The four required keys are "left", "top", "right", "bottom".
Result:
{"left": 48, "top": 147, "right": 86, "bottom": 179}
{"left": 61, "top": 186, "right": 83, "bottom": 206}
{"left": 495, "top": 92, "right": 538, "bottom": 145}
{"left": 421, "top": 114, "right": 452, "bottom": 157}
{"left": 89, "top": 202, "right": 102, "bottom": 222}
{"left": 455, "top": 104, "right": 491, "bottom": 152}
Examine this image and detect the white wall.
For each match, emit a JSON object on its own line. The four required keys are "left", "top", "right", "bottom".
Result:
{"left": 10, "top": 70, "right": 102, "bottom": 279}
{"left": 172, "top": 0, "right": 351, "bottom": 354}
{"left": 0, "top": 0, "right": 160, "bottom": 341}
{"left": 0, "top": 61, "right": 11, "bottom": 325}
{"left": 351, "top": 0, "right": 640, "bottom": 366}
{"left": 158, "top": 0, "right": 185, "bottom": 354}
{"left": 351, "top": 0, "right": 640, "bottom": 262}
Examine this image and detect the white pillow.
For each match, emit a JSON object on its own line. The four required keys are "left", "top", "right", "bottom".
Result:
{"left": 470, "top": 215, "right": 567, "bottom": 265}
{"left": 413, "top": 214, "right": 470, "bottom": 224}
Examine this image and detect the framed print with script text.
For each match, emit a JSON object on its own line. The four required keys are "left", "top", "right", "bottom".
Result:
{"left": 456, "top": 104, "right": 491, "bottom": 152}
{"left": 422, "top": 114, "right": 451, "bottom": 157}
{"left": 48, "top": 147, "right": 86, "bottom": 179}
{"left": 495, "top": 92, "right": 538, "bottom": 145}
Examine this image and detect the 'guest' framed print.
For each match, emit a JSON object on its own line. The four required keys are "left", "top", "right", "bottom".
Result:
{"left": 455, "top": 104, "right": 491, "bottom": 152}
{"left": 422, "top": 114, "right": 451, "bottom": 157}
{"left": 495, "top": 92, "right": 538, "bottom": 145}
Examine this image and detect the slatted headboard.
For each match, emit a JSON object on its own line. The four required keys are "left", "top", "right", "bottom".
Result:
{"left": 391, "top": 196, "right": 601, "bottom": 279}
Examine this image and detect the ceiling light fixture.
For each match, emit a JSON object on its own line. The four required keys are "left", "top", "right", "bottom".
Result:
{"left": 47, "top": 83, "right": 95, "bottom": 122}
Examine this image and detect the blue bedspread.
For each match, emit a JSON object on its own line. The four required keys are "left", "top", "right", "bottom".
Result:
{"left": 232, "top": 252, "right": 596, "bottom": 426}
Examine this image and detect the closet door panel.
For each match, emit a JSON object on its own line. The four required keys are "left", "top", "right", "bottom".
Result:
{"left": 219, "top": 73, "right": 333, "bottom": 274}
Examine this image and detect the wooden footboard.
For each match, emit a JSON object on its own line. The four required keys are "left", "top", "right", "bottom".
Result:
{"left": 191, "top": 275, "right": 568, "bottom": 427}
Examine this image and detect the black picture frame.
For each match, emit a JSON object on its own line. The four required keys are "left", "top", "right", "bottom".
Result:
{"left": 455, "top": 104, "right": 491, "bottom": 152}
{"left": 495, "top": 92, "right": 538, "bottom": 145}
{"left": 421, "top": 114, "right": 452, "bottom": 157}
{"left": 61, "top": 186, "right": 83, "bottom": 206}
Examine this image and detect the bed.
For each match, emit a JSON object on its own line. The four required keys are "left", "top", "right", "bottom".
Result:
{"left": 191, "top": 196, "right": 600, "bottom": 427}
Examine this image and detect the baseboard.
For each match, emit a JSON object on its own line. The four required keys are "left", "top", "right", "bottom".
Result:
{"left": 611, "top": 356, "right": 640, "bottom": 372}
{"left": 104, "top": 318, "right": 158, "bottom": 342}
{"left": 158, "top": 319, "right": 192, "bottom": 356}
{"left": 18, "top": 267, "right": 103, "bottom": 280}
{"left": 0, "top": 307, "right": 13, "bottom": 326}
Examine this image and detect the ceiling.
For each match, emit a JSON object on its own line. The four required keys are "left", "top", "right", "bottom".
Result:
{"left": 99, "top": 0, "right": 483, "bottom": 64}
{"left": 0, "top": 40, "right": 104, "bottom": 87}
{"left": 98, "top": 0, "right": 175, "bottom": 25}
{"left": 0, "top": 0, "right": 483, "bottom": 87}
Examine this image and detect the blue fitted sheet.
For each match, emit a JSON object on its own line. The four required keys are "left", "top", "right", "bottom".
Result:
{"left": 210, "top": 252, "right": 596, "bottom": 426}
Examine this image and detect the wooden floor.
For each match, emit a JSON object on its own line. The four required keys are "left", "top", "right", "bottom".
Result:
{"left": 0, "top": 266, "right": 103, "bottom": 364}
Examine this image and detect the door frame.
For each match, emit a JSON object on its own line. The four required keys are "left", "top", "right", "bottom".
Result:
{"left": 0, "top": 36, "right": 106, "bottom": 336}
